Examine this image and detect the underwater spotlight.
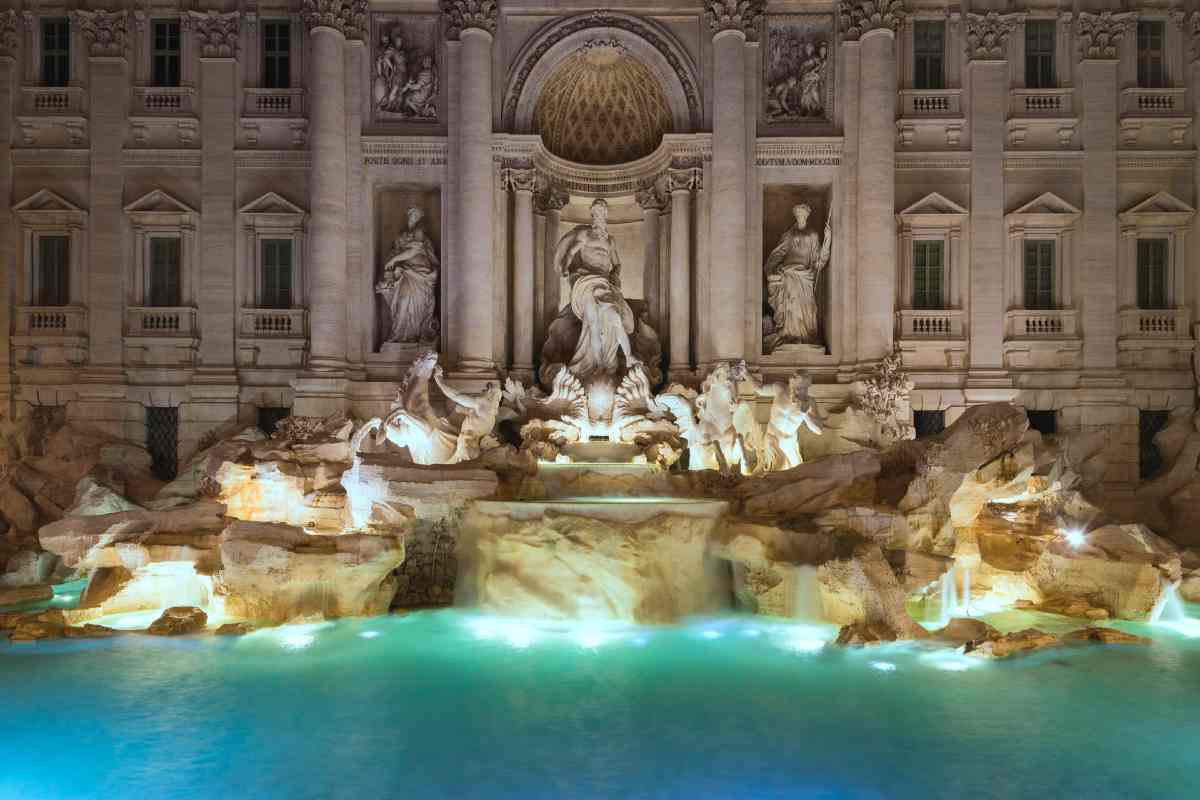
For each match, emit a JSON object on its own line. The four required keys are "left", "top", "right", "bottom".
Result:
{"left": 1064, "top": 528, "right": 1086, "bottom": 548}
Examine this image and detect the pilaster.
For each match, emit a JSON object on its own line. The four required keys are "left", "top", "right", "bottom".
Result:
{"left": 636, "top": 184, "right": 667, "bottom": 332}
{"left": 0, "top": 13, "right": 17, "bottom": 411}
{"left": 504, "top": 166, "right": 537, "bottom": 377}
{"left": 667, "top": 167, "right": 699, "bottom": 378}
{"left": 534, "top": 185, "right": 568, "bottom": 366}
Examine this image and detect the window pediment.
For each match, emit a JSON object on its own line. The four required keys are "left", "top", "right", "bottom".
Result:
{"left": 1119, "top": 191, "right": 1195, "bottom": 229}
{"left": 898, "top": 192, "right": 969, "bottom": 223}
{"left": 239, "top": 191, "right": 307, "bottom": 224}
{"left": 124, "top": 189, "right": 198, "bottom": 228}
{"left": 13, "top": 189, "right": 87, "bottom": 226}
{"left": 1007, "top": 192, "right": 1081, "bottom": 231}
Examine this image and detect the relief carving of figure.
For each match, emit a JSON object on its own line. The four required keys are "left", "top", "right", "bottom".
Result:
{"left": 377, "top": 206, "right": 439, "bottom": 345}
{"left": 764, "top": 203, "right": 832, "bottom": 352}
{"left": 766, "top": 24, "right": 830, "bottom": 122}
{"left": 373, "top": 26, "right": 437, "bottom": 119}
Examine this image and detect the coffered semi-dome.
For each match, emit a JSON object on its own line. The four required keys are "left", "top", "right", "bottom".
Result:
{"left": 532, "top": 43, "right": 674, "bottom": 166}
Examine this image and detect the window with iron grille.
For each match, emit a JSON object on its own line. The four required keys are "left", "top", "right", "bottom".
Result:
{"left": 41, "top": 18, "right": 71, "bottom": 87}
{"left": 1023, "top": 240, "right": 1055, "bottom": 310}
{"left": 913, "top": 410, "right": 945, "bottom": 439}
{"left": 1025, "top": 20, "right": 1055, "bottom": 89}
{"left": 36, "top": 235, "right": 70, "bottom": 306}
{"left": 257, "top": 406, "right": 291, "bottom": 436}
{"left": 149, "top": 237, "right": 182, "bottom": 307}
{"left": 261, "top": 239, "right": 293, "bottom": 309}
{"left": 1137, "top": 238, "right": 1169, "bottom": 310}
{"left": 1139, "top": 410, "right": 1170, "bottom": 480}
{"left": 262, "top": 21, "right": 291, "bottom": 89}
{"left": 1025, "top": 409, "right": 1057, "bottom": 436}
{"left": 913, "top": 21, "right": 945, "bottom": 91}
{"left": 912, "top": 241, "right": 944, "bottom": 309}
{"left": 151, "top": 20, "right": 182, "bottom": 87}
{"left": 1137, "top": 21, "right": 1166, "bottom": 88}
{"left": 30, "top": 405, "right": 66, "bottom": 456}
{"left": 146, "top": 407, "right": 179, "bottom": 481}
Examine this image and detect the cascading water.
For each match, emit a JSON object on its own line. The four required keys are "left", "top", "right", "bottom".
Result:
{"left": 938, "top": 565, "right": 972, "bottom": 625}
{"left": 1150, "top": 580, "right": 1188, "bottom": 624}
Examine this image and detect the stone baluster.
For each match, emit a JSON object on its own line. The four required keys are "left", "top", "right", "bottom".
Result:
{"left": 442, "top": 1, "right": 499, "bottom": 377}
{"left": 636, "top": 184, "right": 668, "bottom": 331}
{"left": 704, "top": 1, "right": 763, "bottom": 364}
{"left": 839, "top": 1, "right": 903, "bottom": 363}
{"left": 667, "top": 167, "right": 699, "bottom": 376}
{"left": 504, "top": 166, "right": 537, "bottom": 378}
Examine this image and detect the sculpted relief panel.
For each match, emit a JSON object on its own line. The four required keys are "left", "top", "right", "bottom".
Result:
{"left": 372, "top": 14, "right": 440, "bottom": 123}
{"left": 765, "top": 15, "right": 833, "bottom": 124}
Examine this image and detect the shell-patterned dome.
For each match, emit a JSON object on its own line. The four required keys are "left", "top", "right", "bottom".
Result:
{"left": 533, "top": 42, "right": 674, "bottom": 166}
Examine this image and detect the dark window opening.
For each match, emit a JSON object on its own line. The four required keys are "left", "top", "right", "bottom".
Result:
{"left": 913, "top": 21, "right": 945, "bottom": 91}
{"left": 41, "top": 18, "right": 71, "bottom": 87}
{"left": 1137, "top": 21, "right": 1166, "bottom": 88}
{"left": 151, "top": 20, "right": 182, "bottom": 87}
{"left": 1025, "top": 20, "right": 1056, "bottom": 89}
{"left": 257, "top": 406, "right": 291, "bottom": 436}
{"left": 261, "top": 239, "right": 293, "bottom": 309}
{"left": 149, "top": 237, "right": 182, "bottom": 307}
{"left": 912, "top": 240, "right": 944, "bottom": 310}
{"left": 1023, "top": 240, "right": 1055, "bottom": 310}
{"left": 146, "top": 407, "right": 179, "bottom": 481}
{"left": 1139, "top": 410, "right": 1170, "bottom": 480}
{"left": 913, "top": 410, "right": 945, "bottom": 439}
{"left": 30, "top": 405, "right": 66, "bottom": 456}
{"left": 1025, "top": 409, "right": 1057, "bottom": 436}
{"left": 262, "top": 21, "right": 292, "bottom": 89}
{"left": 1137, "top": 238, "right": 1169, "bottom": 310}
{"left": 36, "top": 235, "right": 70, "bottom": 306}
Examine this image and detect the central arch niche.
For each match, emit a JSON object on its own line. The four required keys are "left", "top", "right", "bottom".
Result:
{"left": 533, "top": 43, "right": 674, "bottom": 165}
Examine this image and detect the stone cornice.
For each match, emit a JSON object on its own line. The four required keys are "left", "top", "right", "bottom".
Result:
{"left": 187, "top": 11, "right": 241, "bottom": 60}
{"left": 753, "top": 138, "right": 843, "bottom": 168}
{"left": 704, "top": 1, "right": 765, "bottom": 42}
{"left": 72, "top": 9, "right": 129, "bottom": 59}
{"left": 838, "top": 0, "right": 905, "bottom": 42}
{"left": 964, "top": 12, "right": 1021, "bottom": 61}
{"left": 301, "top": 0, "right": 368, "bottom": 41}
{"left": 440, "top": 0, "right": 498, "bottom": 41}
{"left": 1075, "top": 11, "right": 1135, "bottom": 61}
{"left": 0, "top": 10, "right": 19, "bottom": 58}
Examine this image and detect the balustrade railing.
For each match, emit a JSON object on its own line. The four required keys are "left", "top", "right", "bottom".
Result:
{"left": 1005, "top": 309, "right": 1079, "bottom": 339}
{"left": 244, "top": 89, "right": 305, "bottom": 116}
{"left": 1010, "top": 88, "right": 1074, "bottom": 116}
{"left": 1119, "top": 309, "right": 1190, "bottom": 338}
{"left": 900, "top": 89, "right": 962, "bottom": 117}
{"left": 240, "top": 308, "right": 308, "bottom": 337}
{"left": 126, "top": 307, "right": 198, "bottom": 337}
{"left": 15, "top": 305, "right": 88, "bottom": 337}
{"left": 897, "top": 309, "right": 965, "bottom": 339}
{"left": 20, "top": 86, "right": 84, "bottom": 114}
{"left": 1121, "top": 88, "right": 1188, "bottom": 116}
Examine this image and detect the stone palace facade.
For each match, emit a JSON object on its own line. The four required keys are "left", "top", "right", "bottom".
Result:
{"left": 0, "top": 0, "right": 1196, "bottom": 492}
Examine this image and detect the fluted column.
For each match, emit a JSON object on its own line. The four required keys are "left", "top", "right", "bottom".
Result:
{"left": 443, "top": 1, "right": 498, "bottom": 376}
{"left": 840, "top": 1, "right": 903, "bottom": 363}
{"left": 704, "top": 1, "right": 762, "bottom": 364}
{"left": 637, "top": 185, "right": 667, "bottom": 331}
{"left": 505, "top": 167, "right": 536, "bottom": 377}
{"left": 668, "top": 168, "right": 698, "bottom": 376}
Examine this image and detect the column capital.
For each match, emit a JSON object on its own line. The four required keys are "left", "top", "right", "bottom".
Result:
{"left": 502, "top": 166, "right": 537, "bottom": 195}
{"left": 636, "top": 185, "right": 668, "bottom": 213}
{"left": 964, "top": 12, "right": 1021, "bottom": 62}
{"left": 72, "top": 9, "right": 129, "bottom": 59}
{"left": 301, "top": 0, "right": 368, "bottom": 41}
{"left": 0, "top": 10, "right": 19, "bottom": 58}
{"left": 534, "top": 184, "right": 569, "bottom": 214}
{"left": 704, "top": 1, "right": 764, "bottom": 42}
{"left": 667, "top": 167, "right": 701, "bottom": 194}
{"left": 1075, "top": 11, "right": 1135, "bottom": 61}
{"left": 441, "top": 1, "right": 499, "bottom": 42}
{"left": 838, "top": 0, "right": 905, "bottom": 43}
{"left": 187, "top": 11, "right": 242, "bottom": 60}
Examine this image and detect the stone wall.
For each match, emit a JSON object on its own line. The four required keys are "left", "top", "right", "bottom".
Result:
{"left": 391, "top": 515, "right": 459, "bottom": 609}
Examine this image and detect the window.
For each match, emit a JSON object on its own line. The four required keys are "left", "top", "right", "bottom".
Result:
{"left": 912, "top": 241, "right": 944, "bottom": 309}
{"left": 1137, "top": 238, "right": 1169, "bottom": 309}
{"left": 35, "top": 236, "right": 70, "bottom": 306}
{"left": 1023, "top": 240, "right": 1055, "bottom": 310}
{"left": 1139, "top": 410, "right": 1170, "bottom": 480}
{"left": 257, "top": 406, "right": 291, "bottom": 436}
{"left": 149, "top": 237, "right": 182, "bottom": 307}
{"left": 913, "top": 21, "right": 945, "bottom": 91}
{"left": 1025, "top": 20, "right": 1055, "bottom": 89}
{"left": 151, "top": 20, "right": 181, "bottom": 87}
{"left": 262, "top": 21, "right": 291, "bottom": 89}
{"left": 146, "top": 407, "right": 179, "bottom": 481}
{"left": 261, "top": 239, "right": 293, "bottom": 309}
{"left": 41, "top": 18, "right": 71, "bottom": 87}
{"left": 1137, "top": 21, "right": 1166, "bottom": 88}
{"left": 913, "top": 410, "right": 945, "bottom": 439}
{"left": 1025, "top": 410, "right": 1057, "bottom": 436}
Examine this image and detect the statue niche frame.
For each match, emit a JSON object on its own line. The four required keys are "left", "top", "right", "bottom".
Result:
{"left": 760, "top": 184, "right": 834, "bottom": 359}
{"left": 373, "top": 185, "right": 442, "bottom": 357}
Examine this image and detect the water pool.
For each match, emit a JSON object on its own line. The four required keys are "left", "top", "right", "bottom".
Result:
{"left": 3, "top": 609, "right": 1199, "bottom": 800}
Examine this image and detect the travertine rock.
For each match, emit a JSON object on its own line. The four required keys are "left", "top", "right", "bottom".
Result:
{"left": 0, "top": 481, "right": 38, "bottom": 531}
{"left": 817, "top": 543, "right": 928, "bottom": 639}
{"left": 214, "top": 622, "right": 255, "bottom": 636}
{"left": 68, "top": 476, "right": 142, "bottom": 517}
{"left": 343, "top": 456, "right": 496, "bottom": 525}
{"left": 0, "top": 583, "right": 52, "bottom": 606}
{"left": 216, "top": 521, "right": 405, "bottom": 623}
{"left": 148, "top": 606, "right": 208, "bottom": 636}
{"left": 1060, "top": 627, "right": 1149, "bottom": 645}
{"left": 62, "top": 623, "right": 118, "bottom": 639}
{"left": 0, "top": 549, "right": 57, "bottom": 587}
{"left": 735, "top": 449, "right": 880, "bottom": 517}
{"left": 39, "top": 502, "right": 227, "bottom": 570}
{"left": 933, "top": 617, "right": 999, "bottom": 646}
{"left": 834, "top": 620, "right": 905, "bottom": 646}
{"left": 965, "top": 628, "right": 1058, "bottom": 659}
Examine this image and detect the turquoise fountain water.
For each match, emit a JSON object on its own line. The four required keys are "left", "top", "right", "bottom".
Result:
{"left": 3, "top": 597, "right": 1200, "bottom": 800}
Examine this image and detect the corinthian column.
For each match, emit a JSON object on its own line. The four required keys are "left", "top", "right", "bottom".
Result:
{"left": 636, "top": 184, "right": 667, "bottom": 331}
{"left": 442, "top": 1, "right": 498, "bottom": 377}
{"left": 535, "top": 185, "right": 569, "bottom": 360}
{"left": 667, "top": 168, "right": 699, "bottom": 377}
{"left": 504, "top": 166, "right": 536, "bottom": 377}
{"left": 839, "top": 1, "right": 902, "bottom": 363}
{"left": 704, "top": 1, "right": 763, "bottom": 364}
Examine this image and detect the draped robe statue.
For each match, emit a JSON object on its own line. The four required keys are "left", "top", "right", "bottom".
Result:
{"left": 377, "top": 206, "right": 439, "bottom": 344}
{"left": 764, "top": 203, "right": 832, "bottom": 352}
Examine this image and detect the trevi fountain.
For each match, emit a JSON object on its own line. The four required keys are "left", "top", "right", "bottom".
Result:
{"left": 4, "top": 2, "right": 1200, "bottom": 799}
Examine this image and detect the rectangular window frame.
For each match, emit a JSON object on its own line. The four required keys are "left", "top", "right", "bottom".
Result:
{"left": 911, "top": 239, "right": 945, "bottom": 310}
{"left": 1136, "top": 238, "right": 1170, "bottom": 310}
{"left": 148, "top": 235, "right": 183, "bottom": 308}
{"left": 1023, "top": 239, "right": 1056, "bottom": 310}
{"left": 260, "top": 238, "right": 294, "bottom": 310}
{"left": 1137, "top": 20, "right": 1167, "bottom": 89}
{"left": 913, "top": 21, "right": 946, "bottom": 91}
{"left": 151, "top": 19, "right": 182, "bottom": 88}
{"left": 1024, "top": 20, "right": 1056, "bottom": 89}
{"left": 35, "top": 234, "right": 70, "bottom": 307}
{"left": 262, "top": 20, "right": 292, "bottom": 90}
{"left": 40, "top": 18, "right": 71, "bottom": 88}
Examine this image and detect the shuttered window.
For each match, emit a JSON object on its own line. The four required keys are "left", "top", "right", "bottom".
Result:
{"left": 261, "top": 239, "right": 293, "bottom": 309}
{"left": 912, "top": 241, "right": 944, "bottom": 310}
{"left": 41, "top": 18, "right": 70, "bottom": 87}
{"left": 149, "top": 237, "right": 182, "bottom": 307}
{"left": 151, "top": 20, "right": 181, "bottom": 87}
{"left": 913, "top": 22, "right": 945, "bottom": 91}
{"left": 262, "top": 21, "right": 291, "bottom": 89}
{"left": 1137, "top": 239, "right": 1169, "bottom": 310}
{"left": 1023, "top": 240, "right": 1055, "bottom": 310}
{"left": 1025, "top": 21, "right": 1055, "bottom": 89}
{"left": 36, "top": 235, "right": 70, "bottom": 306}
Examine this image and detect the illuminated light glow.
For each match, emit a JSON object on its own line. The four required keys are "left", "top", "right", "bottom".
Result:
{"left": 870, "top": 661, "right": 897, "bottom": 673}
{"left": 1064, "top": 528, "right": 1086, "bottom": 548}
{"left": 359, "top": 630, "right": 381, "bottom": 640}
{"left": 740, "top": 627, "right": 763, "bottom": 638}
{"left": 250, "top": 622, "right": 333, "bottom": 651}
{"left": 573, "top": 629, "right": 615, "bottom": 650}
{"left": 631, "top": 635, "right": 649, "bottom": 647}
{"left": 700, "top": 628, "right": 722, "bottom": 640}
{"left": 281, "top": 633, "right": 316, "bottom": 650}
{"left": 1156, "top": 620, "right": 1200, "bottom": 638}
{"left": 920, "top": 652, "right": 978, "bottom": 672}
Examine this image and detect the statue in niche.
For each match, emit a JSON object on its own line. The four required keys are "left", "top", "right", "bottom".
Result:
{"left": 763, "top": 203, "right": 832, "bottom": 353}
{"left": 766, "top": 21, "right": 830, "bottom": 122}
{"left": 376, "top": 205, "right": 439, "bottom": 345}
{"left": 373, "top": 25, "right": 438, "bottom": 119}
